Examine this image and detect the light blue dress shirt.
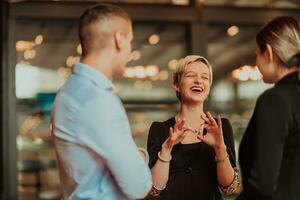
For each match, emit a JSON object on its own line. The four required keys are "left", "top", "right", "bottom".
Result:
{"left": 52, "top": 62, "right": 152, "bottom": 200}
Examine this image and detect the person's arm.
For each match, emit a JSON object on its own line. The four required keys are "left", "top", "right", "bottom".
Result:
{"left": 240, "top": 91, "right": 290, "bottom": 198}
{"left": 200, "top": 114, "right": 235, "bottom": 186}
{"left": 138, "top": 148, "right": 149, "bottom": 163}
{"left": 215, "top": 138, "right": 235, "bottom": 189}
{"left": 147, "top": 118, "right": 187, "bottom": 196}
{"left": 217, "top": 118, "right": 241, "bottom": 194}
{"left": 147, "top": 122, "right": 170, "bottom": 192}
{"left": 77, "top": 94, "right": 152, "bottom": 199}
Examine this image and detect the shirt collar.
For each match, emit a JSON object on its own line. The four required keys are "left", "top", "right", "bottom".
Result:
{"left": 73, "top": 62, "right": 114, "bottom": 92}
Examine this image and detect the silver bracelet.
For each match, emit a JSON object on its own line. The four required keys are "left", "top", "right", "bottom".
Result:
{"left": 215, "top": 153, "right": 229, "bottom": 163}
{"left": 158, "top": 151, "right": 172, "bottom": 163}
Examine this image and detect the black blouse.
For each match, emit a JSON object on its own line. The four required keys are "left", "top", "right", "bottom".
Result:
{"left": 147, "top": 117, "right": 237, "bottom": 200}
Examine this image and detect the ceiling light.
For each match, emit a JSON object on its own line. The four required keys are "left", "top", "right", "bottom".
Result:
{"left": 227, "top": 25, "right": 239, "bottom": 37}
{"left": 145, "top": 65, "right": 159, "bottom": 76}
{"left": 168, "top": 59, "right": 178, "bottom": 70}
{"left": 148, "top": 34, "right": 160, "bottom": 45}
{"left": 35, "top": 35, "right": 43, "bottom": 45}
{"left": 131, "top": 50, "right": 141, "bottom": 61}
{"left": 77, "top": 44, "right": 82, "bottom": 55}
{"left": 134, "top": 66, "right": 147, "bottom": 79}
{"left": 159, "top": 70, "right": 169, "bottom": 80}
{"left": 16, "top": 41, "right": 34, "bottom": 52}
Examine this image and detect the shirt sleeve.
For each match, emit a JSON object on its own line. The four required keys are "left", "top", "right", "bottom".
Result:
{"left": 222, "top": 118, "right": 237, "bottom": 168}
{"left": 138, "top": 147, "right": 150, "bottom": 164}
{"left": 243, "top": 91, "right": 290, "bottom": 197}
{"left": 147, "top": 122, "right": 162, "bottom": 169}
{"left": 76, "top": 93, "right": 152, "bottom": 199}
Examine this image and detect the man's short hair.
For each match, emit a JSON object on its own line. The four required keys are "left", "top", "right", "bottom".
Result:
{"left": 79, "top": 4, "right": 131, "bottom": 57}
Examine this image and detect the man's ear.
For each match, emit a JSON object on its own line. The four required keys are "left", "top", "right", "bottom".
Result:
{"left": 266, "top": 43, "right": 274, "bottom": 62}
{"left": 114, "top": 31, "right": 122, "bottom": 51}
{"left": 174, "top": 83, "right": 180, "bottom": 92}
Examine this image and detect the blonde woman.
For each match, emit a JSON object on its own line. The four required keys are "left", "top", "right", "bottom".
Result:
{"left": 147, "top": 55, "right": 241, "bottom": 200}
{"left": 237, "top": 16, "right": 300, "bottom": 200}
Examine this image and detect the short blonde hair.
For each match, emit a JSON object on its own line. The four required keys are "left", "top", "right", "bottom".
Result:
{"left": 173, "top": 55, "right": 213, "bottom": 101}
{"left": 173, "top": 55, "right": 213, "bottom": 86}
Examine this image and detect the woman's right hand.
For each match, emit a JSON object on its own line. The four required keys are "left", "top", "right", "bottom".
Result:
{"left": 163, "top": 118, "right": 187, "bottom": 150}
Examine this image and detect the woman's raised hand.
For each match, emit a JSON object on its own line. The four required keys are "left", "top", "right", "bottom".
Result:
{"left": 163, "top": 118, "right": 188, "bottom": 149}
{"left": 198, "top": 112, "right": 226, "bottom": 150}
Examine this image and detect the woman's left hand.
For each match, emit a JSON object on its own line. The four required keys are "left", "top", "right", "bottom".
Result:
{"left": 198, "top": 112, "right": 226, "bottom": 151}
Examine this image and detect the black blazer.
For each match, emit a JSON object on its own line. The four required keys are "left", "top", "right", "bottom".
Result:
{"left": 237, "top": 71, "right": 300, "bottom": 200}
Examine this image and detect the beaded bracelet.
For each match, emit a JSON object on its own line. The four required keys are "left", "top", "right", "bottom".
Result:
{"left": 158, "top": 151, "right": 172, "bottom": 163}
{"left": 220, "top": 168, "right": 242, "bottom": 195}
{"left": 150, "top": 185, "right": 166, "bottom": 196}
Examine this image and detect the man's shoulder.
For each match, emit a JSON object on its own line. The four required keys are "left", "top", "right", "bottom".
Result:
{"left": 59, "top": 74, "right": 115, "bottom": 107}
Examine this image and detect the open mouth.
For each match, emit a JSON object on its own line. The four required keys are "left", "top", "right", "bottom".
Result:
{"left": 190, "top": 86, "right": 204, "bottom": 93}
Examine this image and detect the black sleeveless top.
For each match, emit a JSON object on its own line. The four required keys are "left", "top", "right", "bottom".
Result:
{"left": 147, "top": 117, "right": 237, "bottom": 200}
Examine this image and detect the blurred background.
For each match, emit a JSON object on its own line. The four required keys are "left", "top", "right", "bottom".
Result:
{"left": 1, "top": 0, "right": 300, "bottom": 199}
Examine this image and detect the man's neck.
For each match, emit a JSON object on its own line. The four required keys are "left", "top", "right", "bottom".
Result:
{"left": 80, "top": 52, "right": 114, "bottom": 80}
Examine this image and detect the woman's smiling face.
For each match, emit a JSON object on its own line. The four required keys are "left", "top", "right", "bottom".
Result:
{"left": 176, "top": 61, "right": 211, "bottom": 104}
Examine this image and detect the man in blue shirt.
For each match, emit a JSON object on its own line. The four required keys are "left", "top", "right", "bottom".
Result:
{"left": 52, "top": 4, "right": 152, "bottom": 200}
